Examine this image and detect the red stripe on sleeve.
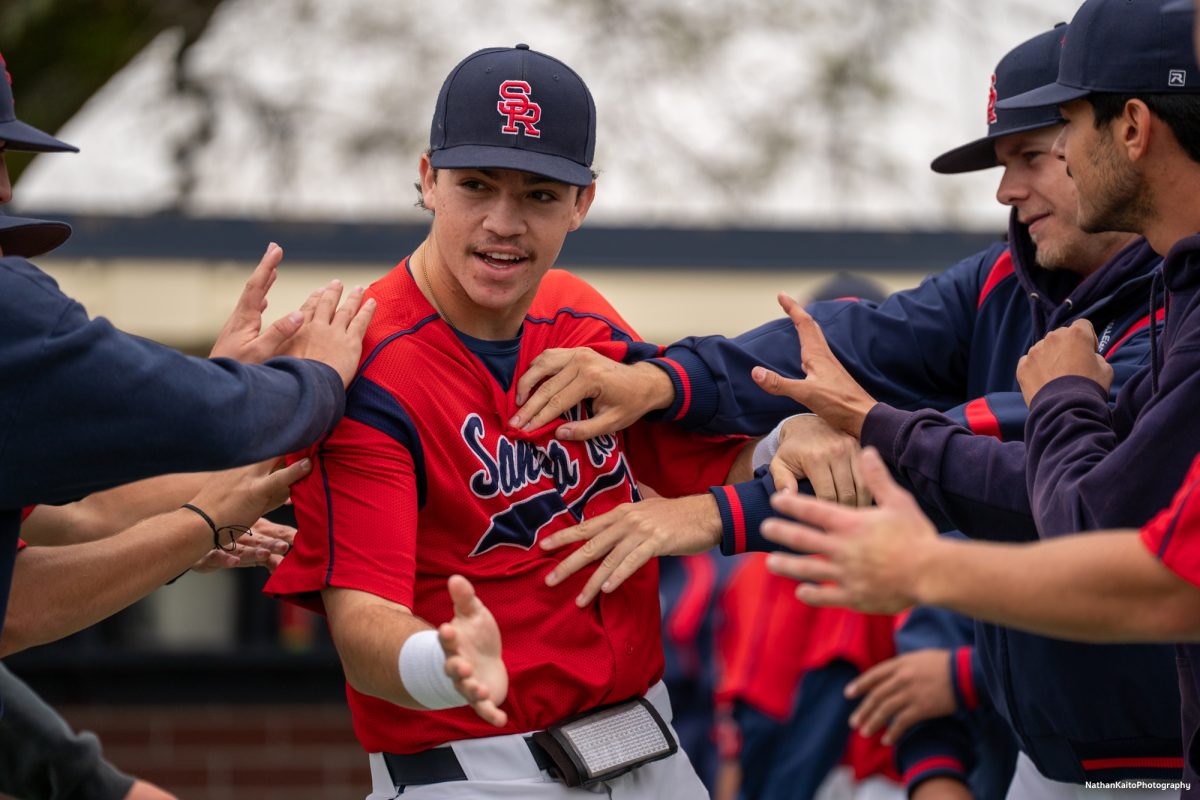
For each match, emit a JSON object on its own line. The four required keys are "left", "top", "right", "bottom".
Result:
{"left": 963, "top": 397, "right": 1002, "bottom": 440}
{"left": 955, "top": 646, "right": 978, "bottom": 710}
{"left": 721, "top": 485, "right": 747, "bottom": 553}
{"left": 902, "top": 756, "right": 965, "bottom": 785}
{"left": 656, "top": 358, "right": 692, "bottom": 421}
{"left": 977, "top": 251, "right": 1015, "bottom": 309}
{"left": 1081, "top": 757, "right": 1184, "bottom": 771}
{"left": 1104, "top": 308, "right": 1165, "bottom": 361}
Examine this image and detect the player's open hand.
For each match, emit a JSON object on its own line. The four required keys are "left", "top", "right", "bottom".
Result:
{"left": 752, "top": 294, "right": 877, "bottom": 438}
{"left": 511, "top": 348, "right": 674, "bottom": 439}
{"left": 541, "top": 494, "right": 721, "bottom": 606}
{"left": 1016, "top": 318, "right": 1113, "bottom": 406}
{"left": 770, "top": 414, "right": 870, "bottom": 506}
{"left": 210, "top": 243, "right": 305, "bottom": 363}
{"left": 761, "top": 448, "right": 936, "bottom": 614}
{"left": 845, "top": 648, "right": 957, "bottom": 745}
{"left": 191, "top": 517, "right": 295, "bottom": 573}
{"left": 439, "top": 575, "right": 508, "bottom": 727}
{"left": 283, "top": 280, "right": 376, "bottom": 389}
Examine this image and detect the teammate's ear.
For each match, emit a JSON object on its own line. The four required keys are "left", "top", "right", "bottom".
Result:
{"left": 419, "top": 154, "right": 439, "bottom": 213}
{"left": 568, "top": 181, "right": 596, "bottom": 231}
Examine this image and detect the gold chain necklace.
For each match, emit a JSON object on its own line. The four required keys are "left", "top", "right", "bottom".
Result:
{"left": 417, "top": 246, "right": 458, "bottom": 331}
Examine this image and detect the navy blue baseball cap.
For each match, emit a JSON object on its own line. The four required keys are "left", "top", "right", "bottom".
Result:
{"left": 931, "top": 25, "right": 1067, "bottom": 173}
{"left": 1000, "top": 0, "right": 1200, "bottom": 110}
{"left": 429, "top": 44, "right": 595, "bottom": 187}
{"left": 0, "top": 51, "right": 77, "bottom": 153}
{"left": 0, "top": 210, "right": 71, "bottom": 258}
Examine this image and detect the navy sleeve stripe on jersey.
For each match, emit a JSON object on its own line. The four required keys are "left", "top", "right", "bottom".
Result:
{"left": 525, "top": 307, "right": 635, "bottom": 343}
{"left": 344, "top": 376, "right": 428, "bottom": 509}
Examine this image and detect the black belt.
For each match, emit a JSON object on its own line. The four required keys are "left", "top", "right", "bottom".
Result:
{"left": 383, "top": 738, "right": 557, "bottom": 787}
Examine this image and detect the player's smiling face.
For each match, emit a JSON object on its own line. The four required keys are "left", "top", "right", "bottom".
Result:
{"left": 994, "top": 125, "right": 1129, "bottom": 276}
{"left": 419, "top": 155, "right": 595, "bottom": 339}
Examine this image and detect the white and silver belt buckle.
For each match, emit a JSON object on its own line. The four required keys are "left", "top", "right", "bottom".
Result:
{"left": 532, "top": 697, "right": 677, "bottom": 788}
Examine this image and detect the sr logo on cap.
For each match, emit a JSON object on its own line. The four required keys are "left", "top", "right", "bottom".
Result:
{"left": 498, "top": 80, "right": 542, "bottom": 138}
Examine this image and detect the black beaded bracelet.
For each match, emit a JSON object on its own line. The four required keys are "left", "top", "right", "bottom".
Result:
{"left": 180, "top": 503, "right": 248, "bottom": 552}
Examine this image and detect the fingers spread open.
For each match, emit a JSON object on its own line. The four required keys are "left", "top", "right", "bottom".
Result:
{"left": 447, "top": 574, "right": 482, "bottom": 618}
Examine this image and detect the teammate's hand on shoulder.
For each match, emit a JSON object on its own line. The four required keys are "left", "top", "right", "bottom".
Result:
{"left": 771, "top": 414, "right": 870, "bottom": 506}
{"left": 439, "top": 575, "right": 508, "bottom": 727}
{"left": 283, "top": 279, "right": 376, "bottom": 389}
{"left": 511, "top": 348, "right": 674, "bottom": 439}
{"left": 1016, "top": 318, "right": 1113, "bottom": 406}
{"left": 541, "top": 493, "right": 722, "bottom": 606}
{"left": 210, "top": 243, "right": 305, "bottom": 363}
{"left": 845, "top": 648, "right": 956, "bottom": 744}
{"left": 190, "top": 517, "right": 295, "bottom": 573}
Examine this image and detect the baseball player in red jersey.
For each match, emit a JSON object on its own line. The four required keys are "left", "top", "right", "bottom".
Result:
{"left": 265, "top": 44, "right": 753, "bottom": 798}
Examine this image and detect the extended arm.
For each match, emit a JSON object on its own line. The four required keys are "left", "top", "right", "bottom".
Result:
{"left": 760, "top": 449, "right": 1200, "bottom": 643}
{"left": 1, "top": 458, "right": 309, "bottom": 656}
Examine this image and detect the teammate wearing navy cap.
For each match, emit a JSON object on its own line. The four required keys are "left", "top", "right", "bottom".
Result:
{"left": 265, "top": 44, "right": 754, "bottom": 798}
{"left": 510, "top": 25, "right": 1183, "bottom": 795}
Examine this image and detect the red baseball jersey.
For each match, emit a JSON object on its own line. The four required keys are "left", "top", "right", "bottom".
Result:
{"left": 265, "top": 260, "right": 744, "bottom": 754}
{"left": 1141, "top": 451, "right": 1200, "bottom": 586}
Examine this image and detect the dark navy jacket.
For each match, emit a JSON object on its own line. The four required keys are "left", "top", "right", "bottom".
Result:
{"left": 0, "top": 256, "right": 346, "bottom": 638}
{"left": 1026, "top": 235, "right": 1200, "bottom": 781}
{"left": 639, "top": 214, "right": 1182, "bottom": 781}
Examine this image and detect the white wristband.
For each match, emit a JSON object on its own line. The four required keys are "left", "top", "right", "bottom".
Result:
{"left": 398, "top": 630, "right": 467, "bottom": 710}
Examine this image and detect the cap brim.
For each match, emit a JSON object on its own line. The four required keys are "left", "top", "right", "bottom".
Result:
{"left": 996, "top": 81, "right": 1090, "bottom": 110}
{"left": 0, "top": 119, "right": 78, "bottom": 153}
{"left": 431, "top": 145, "right": 593, "bottom": 187}
{"left": 930, "top": 118, "right": 1063, "bottom": 174}
{"left": 0, "top": 215, "right": 72, "bottom": 257}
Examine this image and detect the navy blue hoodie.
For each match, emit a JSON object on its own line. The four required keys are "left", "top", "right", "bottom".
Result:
{"left": 1026, "top": 235, "right": 1200, "bottom": 784}
{"left": 639, "top": 214, "right": 1182, "bottom": 781}
{"left": 0, "top": 256, "right": 347, "bottom": 640}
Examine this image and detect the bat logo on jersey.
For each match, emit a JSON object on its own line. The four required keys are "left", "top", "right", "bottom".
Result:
{"left": 497, "top": 80, "right": 542, "bottom": 138}
{"left": 461, "top": 412, "right": 638, "bottom": 556}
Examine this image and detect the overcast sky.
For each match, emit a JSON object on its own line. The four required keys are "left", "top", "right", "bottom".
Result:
{"left": 15, "top": 0, "right": 1084, "bottom": 230}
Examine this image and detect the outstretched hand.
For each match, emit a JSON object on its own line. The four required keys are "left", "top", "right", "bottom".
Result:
{"left": 845, "top": 648, "right": 956, "bottom": 745}
{"left": 283, "top": 280, "right": 376, "bottom": 389}
{"left": 752, "top": 294, "right": 877, "bottom": 438}
{"left": 439, "top": 575, "right": 508, "bottom": 727}
{"left": 210, "top": 243, "right": 304, "bottom": 363}
{"left": 770, "top": 414, "right": 870, "bottom": 506}
{"left": 761, "top": 448, "right": 937, "bottom": 613}
{"left": 191, "top": 517, "right": 295, "bottom": 573}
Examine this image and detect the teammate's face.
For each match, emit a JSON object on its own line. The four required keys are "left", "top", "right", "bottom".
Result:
{"left": 1053, "top": 99, "right": 1151, "bottom": 238}
{"left": 994, "top": 126, "right": 1129, "bottom": 275}
{"left": 419, "top": 155, "right": 595, "bottom": 338}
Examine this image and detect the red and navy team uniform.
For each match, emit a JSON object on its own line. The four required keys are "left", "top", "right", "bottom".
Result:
{"left": 266, "top": 260, "right": 744, "bottom": 755}
{"left": 628, "top": 212, "right": 1183, "bottom": 782}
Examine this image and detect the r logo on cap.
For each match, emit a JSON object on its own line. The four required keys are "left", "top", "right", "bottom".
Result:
{"left": 497, "top": 80, "right": 542, "bottom": 138}
{"left": 1170, "top": 69, "right": 1188, "bottom": 87}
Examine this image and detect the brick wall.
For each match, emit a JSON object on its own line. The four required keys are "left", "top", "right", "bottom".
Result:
{"left": 6, "top": 703, "right": 371, "bottom": 800}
